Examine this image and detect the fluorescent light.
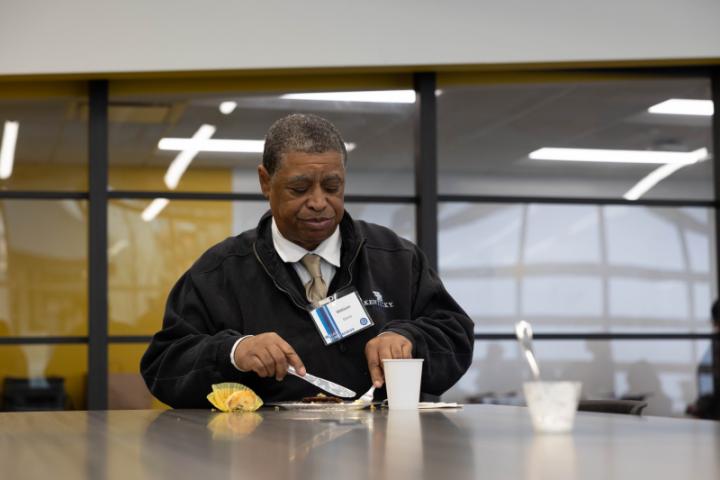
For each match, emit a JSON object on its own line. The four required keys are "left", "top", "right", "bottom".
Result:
{"left": 282, "top": 90, "right": 416, "bottom": 104}
{"left": 0, "top": 121, "right": 19, "bottom": 180}
{"left": 529, "top": 147, "right": 707, "bottom": 165}
{"left": 623, "top": 148, "right": 709, "bottom": 200}
{"left": 648, "top": 99, "right": 713, "bottom": 116}
{"left": 219, "top": 101, "right": 237, "bottom": 115}
{"left": 141, "top": 198, "right": 169, "bottom": 222}
{"left": 160, "top": 138, "right": 264, "bottom": 153}
{"left": 163, "top": 124, "right": 216, "bottom": 190}
{"left": 159, "top": 138, "right": 356, "bottom": 153}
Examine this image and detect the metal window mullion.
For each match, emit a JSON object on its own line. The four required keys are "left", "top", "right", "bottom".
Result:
{"left": 88, "top": 80, "right": 109, "bottom": 410}
{"left": 413, "top": 72, "right": 438, "bottom": 271}
{"left": 712, "top": 69, "right": 720, "bottom": 398}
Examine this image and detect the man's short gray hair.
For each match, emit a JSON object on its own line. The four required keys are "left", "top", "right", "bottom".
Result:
{"left": 262, "top": 113, "right": 347, "bottom": 175}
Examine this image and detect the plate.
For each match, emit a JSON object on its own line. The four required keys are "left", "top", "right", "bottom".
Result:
{"left": 265, "top": 401, "right": 371, "bottom": 412}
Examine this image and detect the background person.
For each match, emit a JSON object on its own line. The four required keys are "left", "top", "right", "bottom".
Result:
{"left": 686, "top": 299, "right": 720, "bottom": 420}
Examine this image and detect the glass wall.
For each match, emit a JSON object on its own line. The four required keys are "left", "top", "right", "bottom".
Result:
{"left": 443, "top": 339, "right": 710, "bottom": 417}
{"left": 0, "top": 72, "right": 715, "bottom": 414}
{"left": 0, "top": 93, "right": 88, "bottom": 191}
{"left": 0, "top": 200, "right": 88, "bottom": 337}
{"left": 437, "top": 73, "right": 717, "bottom": 418}
{"left": 438, "top": 77, "right": 713, "bottom": 200}
{"left": 108, "top": 88, "right": 416, "bottom": 195}
{"left": 0, "top": 85, "right": 90, "bottom": 411}
{"left": 439, "top": 203, "right": 716, "bottom": 333}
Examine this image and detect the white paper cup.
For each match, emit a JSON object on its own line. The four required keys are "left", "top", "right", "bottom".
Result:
{"left": 523, "top": 381, "right": 582, "bottom": 433}
{"left": 383, "top": 358, "right": 424, "bottom": 410}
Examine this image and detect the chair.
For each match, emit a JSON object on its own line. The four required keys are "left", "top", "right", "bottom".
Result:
{"left": 577, "top": 399, "right": 647, "bottom": 416}
{"left": 2, "top": 377, "right": 67, "bottom": 411}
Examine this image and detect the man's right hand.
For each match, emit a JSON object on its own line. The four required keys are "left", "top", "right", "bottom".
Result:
{"left": 233, "top": 332, "right": 306, "bottom": 381}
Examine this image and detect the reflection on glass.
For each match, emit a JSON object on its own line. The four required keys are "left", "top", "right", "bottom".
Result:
{"left": 0, "top": 344, "right": 87, "bottom": 410}
{"left": 0, "top": 200, "right": 87, "bottom": 336}
{"left": 438, "top": 78, "right": 713, "bottom": 199}
{"left": 344, "top": 203, "right": 415, "bottom": 243}
{"left": 0, "top": 96, "right": 87, "bottom": 191}
{"left": 109, "top": 90, "right": 415, "bottom": 194}
{"left": 109, "top": 199, "right": 233, "bottom": 335}
{"left": 525, "top": 205, "right": 599, "bottom": 264}
{"left": 439, "top": 203, "right": 716, "bottom": 332}
{"left": 444, "top": 339, "right": 709, "bottom": 417}
{"left": 109, "top": 343, "right": 166, "bottom": 409}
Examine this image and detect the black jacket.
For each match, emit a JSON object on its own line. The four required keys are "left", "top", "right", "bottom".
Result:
{"left": 141, "top": 212, "right": 474, "bottom": 408}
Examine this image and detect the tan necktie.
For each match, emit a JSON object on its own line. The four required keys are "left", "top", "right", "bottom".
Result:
{"left": 301, "top": 253, "right": 328, "bottom": 306}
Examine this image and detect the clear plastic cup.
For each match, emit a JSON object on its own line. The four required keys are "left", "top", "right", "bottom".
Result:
{"left": 523, "top": 381, "right": 582, "bottom": 433}
{"left": 382, "top": 358, "right": 424, "bottom": 410}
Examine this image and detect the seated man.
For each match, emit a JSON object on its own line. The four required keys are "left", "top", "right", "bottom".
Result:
{"left": 141, "top": 113, "right": 474, "bottom": 408}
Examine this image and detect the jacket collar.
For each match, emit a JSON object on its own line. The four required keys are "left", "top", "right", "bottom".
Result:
{"left": 254, "top": 210, "right": 363, "bottom": 306}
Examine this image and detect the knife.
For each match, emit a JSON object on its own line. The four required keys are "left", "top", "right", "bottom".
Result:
{"left": 287, "top": 366, "right": 356, "bottom": 398}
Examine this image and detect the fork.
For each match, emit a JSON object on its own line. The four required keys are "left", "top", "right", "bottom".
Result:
{"left": 359, "top": 386, "right": 375, "bottom": 404}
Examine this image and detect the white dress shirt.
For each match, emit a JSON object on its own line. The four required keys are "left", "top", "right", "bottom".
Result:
{"left": 230, "top": 218, "right": 342, "bottom": 370}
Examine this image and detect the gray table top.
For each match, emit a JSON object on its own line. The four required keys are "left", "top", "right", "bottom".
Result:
{"left": 0, "top": 404, "right": 718, "bottom": 479}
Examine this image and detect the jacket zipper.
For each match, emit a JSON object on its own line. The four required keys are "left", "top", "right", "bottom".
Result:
{"left": 253, "top": 242, "right": 308, "bottom": 311}
{"left": 252, "top": 238, "right": 366, "bottom": 311}
{"left": 338, "top": 239, "right": 365, "bottom": 292}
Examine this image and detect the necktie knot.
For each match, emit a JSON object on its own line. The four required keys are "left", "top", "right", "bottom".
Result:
{"left": 301, "top": 254, "right": 323, "bottom": 279}
{"left": 301, "top": 254, "right": 327, "bottom": 306}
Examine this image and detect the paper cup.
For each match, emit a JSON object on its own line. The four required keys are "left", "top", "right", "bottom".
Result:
{"left": 523, "top": 381, "right": 582, "bottom": 433}
{"left": 383, "top": 358, "right": 424, "bottom": 410}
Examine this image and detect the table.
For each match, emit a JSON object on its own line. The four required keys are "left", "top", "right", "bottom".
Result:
{"left": 0, "top": 405, "right": 718, "bottom": 479}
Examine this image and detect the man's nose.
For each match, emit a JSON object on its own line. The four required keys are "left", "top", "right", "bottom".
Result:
{"left": 306, "top": 186, "right": 328, "bottom": 211}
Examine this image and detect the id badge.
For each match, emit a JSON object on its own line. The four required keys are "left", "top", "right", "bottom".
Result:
{"left": 309, "top": 288, "right": 375, "bottom": 345}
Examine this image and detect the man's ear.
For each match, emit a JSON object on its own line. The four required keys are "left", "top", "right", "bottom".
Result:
{"left": 258, "top": 164, "right": 271, "bottom": 199}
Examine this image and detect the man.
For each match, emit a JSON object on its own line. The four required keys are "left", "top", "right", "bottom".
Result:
{"left": 141, "top": 113, "right": 474, "bottom": 408}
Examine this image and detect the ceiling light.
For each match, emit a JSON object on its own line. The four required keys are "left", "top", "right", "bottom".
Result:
{"left": 163, "top": 124, "right": 216, "bottom": 190}
{"left": 0, "top": 121, "right": 19, "bottom": 180}
{"left": 141, "top": 198, "right": 169, "bottom": 222}
{"left": 219, "top": 101, "right": 237, "bottom": 115}
{"left": 281, "top": 90, "right": 416, "bottom": 103}
{"left": 529, "top": 147, "right": 708, "bottom": 165}
{"left": 648, "top": 99, "right": 713, "bottom": 116}
{"left": 159, "top": 138, "right": 355, "bottom": 153}
{"left": 160, "top": 138, "right": 263, "bottom": 153}
{"left": 623, "top": 148, "right": 709, "bottom": 200}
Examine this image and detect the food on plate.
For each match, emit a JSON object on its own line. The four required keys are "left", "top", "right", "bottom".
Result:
{"left": 300, "top": 393, "right": 343, "bottom": 404}
{"left": 207, "top": 382, "right": 263, "bottom": 412}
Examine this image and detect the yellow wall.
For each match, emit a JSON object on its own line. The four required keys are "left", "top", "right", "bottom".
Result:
{"left": 0, "top": 166, "right": 234, "bottom": 409}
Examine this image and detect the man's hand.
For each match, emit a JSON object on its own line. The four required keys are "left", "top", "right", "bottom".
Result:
{"left": 364, "top": 332, "right": 413, "bottom": 388}
{"left": 233, "top": 333, "right": 306, "bottom": 381}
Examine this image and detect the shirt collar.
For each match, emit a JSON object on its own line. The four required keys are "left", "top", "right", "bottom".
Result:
{"left": 271, "top": 217, "right": 341, "bottom": 267}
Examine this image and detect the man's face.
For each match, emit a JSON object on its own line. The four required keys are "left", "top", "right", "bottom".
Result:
{"left": 258, "top": 150, "right": 345, "bottom": 251}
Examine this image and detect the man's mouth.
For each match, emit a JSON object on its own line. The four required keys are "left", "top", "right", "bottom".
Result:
{"left": 300, "top": 217, "right": 333, "bottom": 228}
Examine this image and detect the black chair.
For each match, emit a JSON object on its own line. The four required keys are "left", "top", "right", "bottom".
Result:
{"left": 577, "top": 399, "right": 647, "bottom": 416}
{"left": 1, "top": 377, "right": 67, "bottom": 411}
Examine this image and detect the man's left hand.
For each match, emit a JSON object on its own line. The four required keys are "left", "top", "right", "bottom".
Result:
{"left": 364, "top": 332, "right": 413, "bottom": 388}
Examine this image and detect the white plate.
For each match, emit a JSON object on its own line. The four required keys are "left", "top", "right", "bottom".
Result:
{"left": 266, "top": 401, "right": 370, "bottom": 412}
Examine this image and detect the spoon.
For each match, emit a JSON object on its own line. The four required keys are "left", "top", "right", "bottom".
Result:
{"left": 514, "top": 320, "right": 541, "bottom": 381}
